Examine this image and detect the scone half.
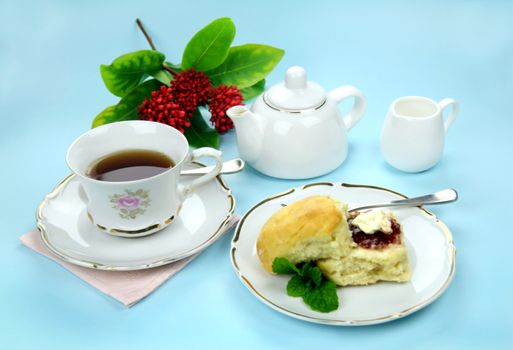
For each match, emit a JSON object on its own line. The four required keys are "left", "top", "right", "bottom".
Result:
{"left": 256, "top": 195, "right": 351, "bottom": 272}
{"left": 318, "top": 210, "right": 411, "bottom": 286}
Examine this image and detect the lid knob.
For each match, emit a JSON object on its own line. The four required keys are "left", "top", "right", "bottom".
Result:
{"left": 285, "top": 66, "right": 307, "bottom": 89}
{"left": 265, "top": 66, "right": 326, "bottom": 111}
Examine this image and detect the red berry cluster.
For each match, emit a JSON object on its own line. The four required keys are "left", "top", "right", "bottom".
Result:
{"left": 169, "top": 69, "right": 211, "bottom": 115}
{"left": 137, "top": 85, "right": 190, "bottom": 132}
{"left": 138, "top": 69, "right": 244, "bottom": 134}
{"left": 208, "top": 85, "right": 244, "bottom": 134}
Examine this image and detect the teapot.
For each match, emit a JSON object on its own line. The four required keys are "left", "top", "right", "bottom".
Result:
{"left": 226, "top": 66, "right": 366, "bottom": 179}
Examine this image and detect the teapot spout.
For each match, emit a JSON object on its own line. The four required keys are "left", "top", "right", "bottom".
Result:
{"left": 226, "top": 106, "right": 263, "bottom": 163}
{"left": 226, "top": 105, "right": 251, "bottom": 120}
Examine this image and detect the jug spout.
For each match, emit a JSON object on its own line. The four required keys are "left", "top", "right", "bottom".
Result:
{"left": 226, "top": 106, "right": 263, "bottom": 163}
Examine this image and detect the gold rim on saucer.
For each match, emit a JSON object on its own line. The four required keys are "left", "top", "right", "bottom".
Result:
{"left": 36, "top": 162, "right": 235, "bottom": 271}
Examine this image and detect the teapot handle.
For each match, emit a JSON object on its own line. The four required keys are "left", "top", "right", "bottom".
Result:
{"left": 328, "top": 85, "right": 366, "bottom": 130}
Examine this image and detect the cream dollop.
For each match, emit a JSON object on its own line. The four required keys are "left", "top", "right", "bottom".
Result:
{"left": 351, "top": 210, "right": 394, "bottom": 234}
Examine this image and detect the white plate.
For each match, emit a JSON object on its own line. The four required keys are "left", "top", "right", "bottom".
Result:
{"left": 231, "top": 182, "right": 455, "bottom": 326}
{"left": 37, "top": 165, "right": 235, "bottom": 271}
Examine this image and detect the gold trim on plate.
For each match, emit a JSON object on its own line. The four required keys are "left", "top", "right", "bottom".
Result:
{"left": 110, "top": 224, "right": 161, "bottom": 235}
{"left": 301, "top": 182, "right": 334, "bottom": 189}
{"left": 164, "top": 215, "right": 175, "bottom": 225}
{"left": 230, "top": 181, "right": 456, "bottom": 326}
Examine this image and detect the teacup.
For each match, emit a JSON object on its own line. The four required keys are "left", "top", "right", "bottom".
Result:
{"left": 66, "top": 120, "right": 223, "bottom": 237}
{"left": 381, "top": 96, "right": 459, "bottom": 172}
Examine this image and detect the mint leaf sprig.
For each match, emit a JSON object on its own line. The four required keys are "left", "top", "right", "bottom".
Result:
{"left": 272, "top": 257, "right": 339, "bottom": 313}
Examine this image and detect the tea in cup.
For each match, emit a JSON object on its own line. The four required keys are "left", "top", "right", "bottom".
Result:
{"left": 66, "top": 120, "right": 223, "bottom": 237}
{"left": 381, "top": 96, "right": 459, "bottom": 172}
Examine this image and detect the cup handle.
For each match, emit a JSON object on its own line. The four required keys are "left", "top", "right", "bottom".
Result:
{"left": 177, "top": 147, "right": 223, "bottom": 200}
{"left": 438, "top": 98, "right": 459, "bottom": 133}
{"left": 328, "top": 85, "right": 366, "bottom": 130}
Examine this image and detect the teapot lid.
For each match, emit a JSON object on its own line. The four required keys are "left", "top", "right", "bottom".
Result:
{"left": 265, "top": 66, "right": 326, "bottom": 111}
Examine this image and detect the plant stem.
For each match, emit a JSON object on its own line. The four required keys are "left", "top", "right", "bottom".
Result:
{"left": 136, "top": 18, "right": 156, "bottom": 51}
{"left": 135, "top": 18, "right": 179, "bottom": 76}
{"left": 163, "top": 65, "right": 179, "bottom": 76}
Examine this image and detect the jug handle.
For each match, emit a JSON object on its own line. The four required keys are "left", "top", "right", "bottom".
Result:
{"left": 328, "top": 85, "right": 366, "bottom": 130}
{"left": 438, "top": 98, "right": 459, "bottom": 133}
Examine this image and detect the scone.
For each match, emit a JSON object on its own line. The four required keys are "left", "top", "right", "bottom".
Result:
{"left": 317, "top": 210, "right": 411, "bottom": 286}
{"left": 256, "top": 195, "right": 351, "bottom": 272}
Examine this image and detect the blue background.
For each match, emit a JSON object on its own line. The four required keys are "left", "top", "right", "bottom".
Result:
{"left": 1, "top": 0, "right": 512, "bottom": 348}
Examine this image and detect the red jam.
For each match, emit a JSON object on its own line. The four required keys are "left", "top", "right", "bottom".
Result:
{"left": 348, "top": 213, "right": 401, "bottom": 250}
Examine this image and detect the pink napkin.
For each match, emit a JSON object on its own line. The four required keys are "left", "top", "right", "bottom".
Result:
{"left": 19, "top": 215, "right": 239, "bottom": 307}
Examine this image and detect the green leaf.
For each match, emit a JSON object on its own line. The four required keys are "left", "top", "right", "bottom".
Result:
{"left": 182, "top": 17, "right": 236, "bottom": 71}
{"left": 150, "top": 69, "right": 173, "bottom": 86}
{"left": 92, "top": 79, "right": 162, "bottom": 128}
{"left": 165, "top": 61, "right": 182, "bottom": 70}
{"left": 272, "top": 257, "right": 300, "bottom": 275}
{"left": 100, "top": 50, "right": 165, "bottom": 97}
{"left": 206, "top": 44, "right": 284, "bottom": 88}
{"left": 287, "top": 275, "right": 312, "bottom": 297}
{"left": 184, "top": 110, "right": 219, "bottom": 149}
{"left": 300, "top": 263, "right": 323, "bottom": 287}
{"left": 272, "top": 257, "right": 339, "bottom": 313}
{"left": 302, "top": 280, "right": 339, "bottom": 313}
{"left": 240, "top": 79, "right": 265, "bottom": 100}
{"left": 92, "top": 105, "right": 118, "bottom": 128}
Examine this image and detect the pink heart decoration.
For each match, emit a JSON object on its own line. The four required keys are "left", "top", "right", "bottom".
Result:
{"left": 117, "top": 196, "right": 140, "bottom": 208}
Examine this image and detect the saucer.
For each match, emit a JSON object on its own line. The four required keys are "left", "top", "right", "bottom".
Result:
{"left": 37, "top": 164, "right": 235, "bottom": 271}
{"left": 231, "top": 182, "right": 455, "bottom": 326}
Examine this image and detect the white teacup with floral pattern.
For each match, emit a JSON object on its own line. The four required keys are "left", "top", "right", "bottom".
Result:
{"left": 66, "top": 120, "right": 223, "bottom": 237}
